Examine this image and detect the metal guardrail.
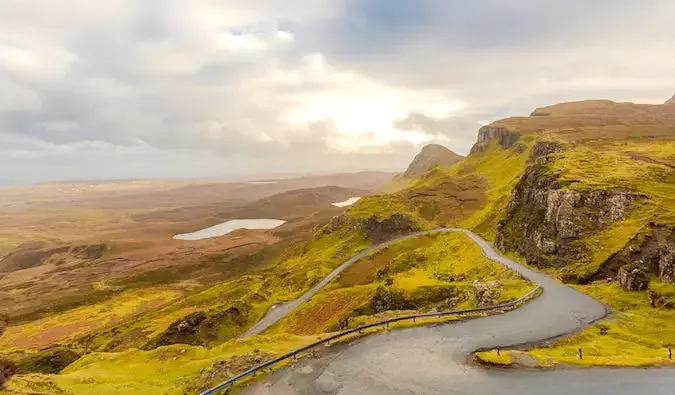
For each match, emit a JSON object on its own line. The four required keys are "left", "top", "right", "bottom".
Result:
{"left": 199, "top": 285, "right": 542, "bottom": 395}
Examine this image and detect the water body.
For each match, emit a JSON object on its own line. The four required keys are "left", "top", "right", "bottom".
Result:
{"left": 239, "top": 229, "right": 675, "bottom": 395}
{"left": 332, "top": 197, "right": 361, "bottom": 207}
{"left": 173, "top": 219, "right": 285, "bottom": 240}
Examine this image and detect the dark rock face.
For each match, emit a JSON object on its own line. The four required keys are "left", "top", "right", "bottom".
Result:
{"left": 470, "top": 126, "right": 521, "bottom": 154}
{"left": 363, "top": 214, "right": 419, "bottom": 244}
{"left": 403, "top": 144, "right": 463, "bottom": 179}
{"left": 0, "top": 358, "right": 14, "bottom": 388}
{"left": 148, "top": 312, "right": 208, "bottom": 348}
{"left": 588, "top": 225, "right": 675, "bottom": 284}
{"left": 659, "top": 242, "right": 675, "bottom": 283}
{"left": 618, "top": 266, "right": 649, "bottom": 291}
{"left": 495, "top": 144, "right": 642, "bottom": 275}
{"left": 473, "top": 280, "right": 502, "bottom": 307}
{"left": 146, "top": 306, "right": 249, "bottom": 349}
{"left": 529, "top": 141, "right": 564, "bottom": 162}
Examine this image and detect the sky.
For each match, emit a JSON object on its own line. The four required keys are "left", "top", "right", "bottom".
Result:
{"left": 1, "top": 0, "right": 674, "bottom": 185}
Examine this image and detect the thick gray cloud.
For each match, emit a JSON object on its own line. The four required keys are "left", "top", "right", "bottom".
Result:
{"left": 1, "top": 0, "right": 674, "bottom": 185}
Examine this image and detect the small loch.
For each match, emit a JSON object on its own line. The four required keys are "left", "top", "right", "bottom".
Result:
{"left": 174, "top": 219, "right": 286, "bottom": 240}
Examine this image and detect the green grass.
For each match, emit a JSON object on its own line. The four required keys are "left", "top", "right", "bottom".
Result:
{"left": 521, "top": 281, "right": 675, "bottom": 367}
{"left": 0, "top": 288, "right": 181, "bottom": 351}
{"left": 5, "top": 334, "right": 315, "bottom": 395}
{"left": 474, "top": 350, "right": 513, "bottom": 367}
{"left": 453, "top": 141, "right": 531, "bottom": 240}
{"left": 271, "top": 232, "right": 534, "bottom": 335}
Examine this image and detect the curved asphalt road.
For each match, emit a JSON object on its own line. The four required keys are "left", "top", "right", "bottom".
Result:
{"left": 240, "top": 229, "right": 674, "bottom": 395}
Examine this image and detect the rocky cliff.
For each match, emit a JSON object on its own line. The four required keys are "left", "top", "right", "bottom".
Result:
{"left": 470, "top": 126, "right": 521, "bottom": 154}
{"left": 403, "top": 144, "right": 463, "bottom": 179}
{"left": 494, "top": 141, "right": 642, "bottom": 277}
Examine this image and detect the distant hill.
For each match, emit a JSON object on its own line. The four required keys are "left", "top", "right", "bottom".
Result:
{"left": 666, "top": 94, "right": 675, "bottom": 105}
{"left": 403, "top": 144, "right": 463, "bottom": 179}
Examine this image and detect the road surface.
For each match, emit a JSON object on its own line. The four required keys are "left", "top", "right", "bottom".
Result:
{"left": 237, "top": 229, "right": 673, "bottom": 394}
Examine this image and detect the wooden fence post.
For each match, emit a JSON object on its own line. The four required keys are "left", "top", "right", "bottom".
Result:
{"left": 578, "top": 348, "right": 583, "bottom": 360}
{"left": 669, "top": 345, "right": 672, "bottom": 360}
{"left": 497, "top": 347, "right": 500, "bottom": 356}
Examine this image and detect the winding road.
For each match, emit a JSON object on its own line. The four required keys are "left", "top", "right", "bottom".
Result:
{"left": 239, "top": 229, "right": 675, "bottom": 395}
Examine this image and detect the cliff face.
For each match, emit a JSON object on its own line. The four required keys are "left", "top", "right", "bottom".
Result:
{"left": 469, "top": 126, "right": 521, "bottom": 154}
{"left": 494, "top": 141, "right": 642, "bottom": 276}
{"left": 403, "top": 144, "right": 463, "bottom": 179}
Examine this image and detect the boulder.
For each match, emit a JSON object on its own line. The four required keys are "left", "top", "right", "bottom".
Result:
{"left": 473, "top": 280, "right": 502, "bottom": 308}
{"left": 618, "top": 266, "right": 649, "bottom": 291}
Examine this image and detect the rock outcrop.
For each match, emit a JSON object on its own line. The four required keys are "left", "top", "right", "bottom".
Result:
{"left": 473, "top": 280, "right": 502, "bottom": 307}
{"left": 403, "top": 144, "right": 463, "bottom": 179}
{"left": 145, "top": 306, "right": 249, "bottom": 349}
{"left": 470, "top": 126, "right": 521, "bottom": 154}
{"left": 588, "top": 224, "right": 675, "bottom": 284}
{"left": 495, "top": 142, "right": 641, "bottom": 275}
{"left": 363, "top": 214, "right": 419, "bottom": 243}
{"left": 618, "top": 266, "right": 649, "bottom": 291}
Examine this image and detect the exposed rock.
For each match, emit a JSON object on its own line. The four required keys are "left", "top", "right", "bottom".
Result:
{"left": 403, "top": 144, "right": 463, "bottom": 179}
{"left": 529, "top": 141, "right": 564, "bottom": 163}
{"left": 495, "top": 158, "right": 642, "bottom": 275}
{"left": 648, "top": 289, "right": 675, "bottom": 309}
{"left": 659, "top": 242, "right": 675, "bottom": 283}
{"left": 186, "top": 352, "right": 273, "bottom": 394}
{"left": 470, "top": 126, "right": 521, "bottom": 154}
{"left": 618, "top": 266, "right": 649, "bottom": 291}
{"left": 323, "top": 213, "right": 357, "bottom": 235}
{"left": 588, "top": 225, "right": 675, "bottom": 284}
{"left": 362, "top": 214, "right": 419, "bottom": 244}
{"left": 530, "top": 108, "right": 551, "bottom": 116}
{"left": 0, "top": 358, "right": 14, "bottom": 388}
{"left": 665, "top": 94, "right": 675, "bottom": 105}
{"left": 147, "top": 312, "right": 207, "bottom": 348}
{"left": 145, "top": 306, "right": 250, "bottom": 349}
{"left": 473, "top": 280, "right": 502, "bottom": 308}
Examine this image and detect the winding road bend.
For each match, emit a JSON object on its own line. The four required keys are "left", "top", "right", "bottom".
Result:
{"left": 240, "top": 229, "right": 675, "bottom": 395}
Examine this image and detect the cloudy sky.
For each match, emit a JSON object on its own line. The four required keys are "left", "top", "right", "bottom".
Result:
{"left": 1, "top": 0, "right": 674, "bottom": 185}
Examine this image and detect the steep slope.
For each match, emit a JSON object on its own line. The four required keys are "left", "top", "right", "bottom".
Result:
{"left": 403, "top": 144, "right": 463, "bottom": 179}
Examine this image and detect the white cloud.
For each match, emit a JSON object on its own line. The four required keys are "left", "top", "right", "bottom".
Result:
{"left": 1, "top": 0, "right": 674, "bottom": 184}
